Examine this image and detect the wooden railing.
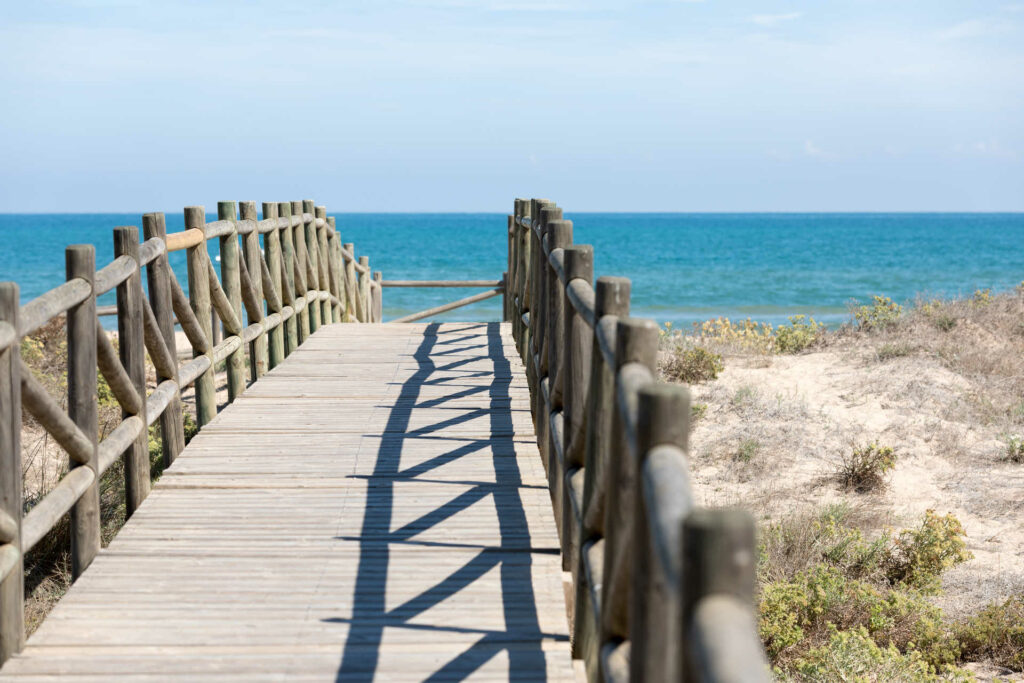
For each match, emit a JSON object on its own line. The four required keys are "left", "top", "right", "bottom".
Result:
{"left": 0, "top": 199, "right": 381, "bottom": 663}
{"left": 507, "top": 198, "right": 771, "bottom": 682}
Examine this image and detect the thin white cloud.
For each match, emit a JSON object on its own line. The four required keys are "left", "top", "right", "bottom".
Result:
{"left": 804, "top": 140, "right": 828, "bottom": 159}
{"left": 937, "top": 18, "right": 1013, "bottom": 40}
{"left": 953, "top": 140, "right": 1017, "bottom": 159}
{"left": 749, "top": 12, "right": 802, "bottom": 27}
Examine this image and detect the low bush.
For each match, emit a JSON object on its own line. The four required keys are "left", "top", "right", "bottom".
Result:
{"left": 690, "top": 402, "right": 708, "bottom": 422}
{"left": 1005, "top": 434, "right": 1024, "bottom": 463}
{"left": 692, "top": 316, "right": 776, "bottom": 354}
{"left": 759, "top": 508, "right": 976, "bottom": 677}
{"left": 775, "top": 315, "right": 825, "bottom": 353}
{"left": 661, "top": 345, "right": 723, "bottom": 383}
{"left": 735, "top": 437, "right": 760, "bottom": 463}
{"left": 838, "top": 442, "right": 896, "bottom": 492}
{"left": 876, "top": 342, "right": 913, "bottom": 361}
{"left": 785, "top": 626, "right": 949, "bottom": 683}
{"left": 854, "top": 295, "right": 903, "bottom": 331}
{"left": 884, "top": 510, "right": 973, "bottom": 594}
{"left": 955, "top": 594, "right": 1024, "bottom": 671}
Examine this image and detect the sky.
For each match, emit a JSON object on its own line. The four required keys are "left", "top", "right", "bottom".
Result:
{"left": 1, "top": 1, "right": 1022, "bottom": 212}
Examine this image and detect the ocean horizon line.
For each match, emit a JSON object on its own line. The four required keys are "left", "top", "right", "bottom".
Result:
{"left": 2, "top": 210, "right": 1023, "bottom": 217}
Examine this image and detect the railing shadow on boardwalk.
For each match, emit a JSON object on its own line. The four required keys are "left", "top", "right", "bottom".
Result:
{"left": 327, "top": 322, "right": 567, "bottom": 681}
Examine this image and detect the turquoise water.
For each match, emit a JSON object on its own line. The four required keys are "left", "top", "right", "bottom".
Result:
{"left": 1, "top": 213, "right": 1022, "bottom": 330}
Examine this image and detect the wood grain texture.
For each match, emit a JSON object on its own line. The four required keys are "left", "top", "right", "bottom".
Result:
{"left": 142, "top": 213, "right": 185, "bottom": 468}
{"left": 0, "top": 283, "right": 23, "bottom": 661}
{"left": 65, "top": 245, "right": 100, "bottom": 580}
{"left": 0, "top": 323, "right": 576, "bottom": 682}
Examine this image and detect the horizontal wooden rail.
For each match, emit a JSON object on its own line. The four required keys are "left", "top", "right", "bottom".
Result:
{"left": 380, "top": 280, "right": 503, "bottom": 288}
{"left": 0, "top": 196, "right": 382, "bottom": 665}
{"left": 389, "top": 287, "right": 502, "bottom": 324}
{"left": 508, "top": 197, "right": 771, "bottom": 683}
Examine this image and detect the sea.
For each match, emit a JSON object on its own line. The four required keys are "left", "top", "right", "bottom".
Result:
{"left": 2, "top": 213, "right": 1022, "bottom": 331}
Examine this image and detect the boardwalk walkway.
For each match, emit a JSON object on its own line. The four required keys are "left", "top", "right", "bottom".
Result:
{"left": 2, "top": 323, "right": 577, "bottom": 681}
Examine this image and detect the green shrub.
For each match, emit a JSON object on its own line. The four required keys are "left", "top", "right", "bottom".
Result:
{"left": 933, "top": 314, "right": 957, "bottom": 332}
{"left": 662, "top": 345, "right": 723, "bottom": 383}
{"left": 775, "top": 315, "right": 826, "bottom": 353}
{"left": 838, "top": 443, "right": 896, "bottom": 492}
{"left": 956, "top": 594, "right": 1024, "bottom": 671}
{"left": 690, "top": 402, "right": 708, "bottom": 422}
{"left": 855, "top": 295, "right": 903, "bottom": 331}
{"left": 971, "top": 288, "right": 993, "bottom": 306}
{"left": 1005, "top": 435, "right": 1024, "bottom": 463}
{"left": 884, "top": 510, "right": 972, "bottom": 593}
{"left": 876, "top": 342, "right": 913, "bottom": 362}
{"left": 786, "top": 626, "right": 943, "bottom": 682}
{"left": 736, "top": 438, "right": 760, "bottom": 463}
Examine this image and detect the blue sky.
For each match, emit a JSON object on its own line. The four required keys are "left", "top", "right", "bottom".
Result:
{"left": 1, "top": 1, "right": 1022, "bottom": 212}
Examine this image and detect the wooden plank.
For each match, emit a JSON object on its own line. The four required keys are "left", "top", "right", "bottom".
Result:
{"left": 0, "top": 323, "right": 575, "bottom": 681}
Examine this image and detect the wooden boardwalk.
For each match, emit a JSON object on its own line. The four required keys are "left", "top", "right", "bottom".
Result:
{"left": 1, "top": 323, "right": 577, "bottom": 681}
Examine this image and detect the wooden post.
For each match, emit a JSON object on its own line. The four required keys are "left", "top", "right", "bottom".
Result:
{"left": 66, "top": 245, "right": 100, "bottom": 578}
{"left": 372, "top": 271, "right": 383, "bottom": 323}
{"left": 344, "top": 243, "right": 357, "bottom": 322}
{"left": 630, "top": 384, "right": 690, "bottom": 683}
{"left": 217, "top": 202, "right": 246, "bottom": 402}
{"left": 573, "top": 276, "right": 630, "bottom": 664}
{"left": 358, "top": 256, "right": 371, "bottom": 323}
{"left": 681, "top": 509, "right": 758, "bottom": 683}
{"left": 600, "top": 317, "right": 659, "bottom": 659}
{"left": 326, "top": 217, "right": 343, "bottom": 323}
{"left": 302, "top": 200, "right": 321, "bottom": 332}
{"left": 315, "top": 206, "right": 332, "bottom": 326}
{"left": 113, "top": 226, "right": 150, "bottom": 515}
{"left": 239, "top": 201, "right": 268, "bottom": 380}
{"left": 0, "top": 282, "right": 24, "bottom": 663}
{"left": 505, "top": 214, "right": 513, "bottom": 322}
{"left": 559, "top": 244, "right": 593, "bottom": 570}
{"left": 292, "top": 200, "right": 311, "bottom": 341}
{"left": 277, "top": 202, "right": 299, "bottom": 355}
{"left": 263, "top": 203, "right": 286, "bottom": 368}
{"left": 185, "top": 207, "right": 216, "bottom": 427}
{"left": 545, "top": 219, "right": 573, "bottom": 528}
{"left": 531, "top": 204, "right": 560, "bottom": 470}
{"left": 142, "top": 213, "right": 185, "bottom": 467}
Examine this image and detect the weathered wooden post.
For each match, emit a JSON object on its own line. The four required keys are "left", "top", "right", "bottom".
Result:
{"left": 573, "top": 276, "right": 630, "bottom": 665}
{"left": 287, "top": 201, "right": 310, "bottom": 342}
{"left": 532, "top": 204, "right": 561, "bottom": 474}
{"left": 344, "top": 243, "right": 357, "bottom": 322}
{"left": 66, "top": 245, "right": 101, "bottom": 578}
{"left": 545, "top": 219, "right": 573, "bottom": 526}
{"left": 239, "top": 201, "right": 268, "bottom": 379}
{"left": 372, "top": 271, "right": 383, "bottom": 323}
{"left": 302, "top": 200, "right": 321, "bottom": 332}
{"left": 504, "top": 211, "right": 513, "bottom": 323}
{"left": 681, "top": 509, "right": 762, "bottom": 682}
{"left": 630, "top": 384, "right": 691, "bottom": 683}
{"left": 0, "top": 282, "right": 24, "bottom": 663}
{"left": 513, "top": 199, "right": 530, "bottom": 358}
{"left": 262, "top": 203, "right": 286, "bottom": 367}
{"left": 358, "top": 256, "right": 371, "bottom": 322}
{"left": 599, "top": 317, "right": 659, "bottom": 675}
{"left": 314, "top": 207, "right": 331, "bottom": 324}
{"left": 217, "top": 202, "right": 246, "bottom": 401}
{"left": 559, "top": 244, "right": 593, "bottom": 567}
{"left": 142, "top": 213, "right": 185, "bottom": 466}
{"left": 113, "top": 226, "right": 151, "bottom": 515}
{"left": 278, "top": 201, "right": 300, "bottom": 354}
{"left": 315, "top": 206, "right": 332, "bottom": 326}
{"left": 185, "top": 207, "right": 216, "bottom": 427}
{"left": 326, "top": 217, "right": 344, "bottom": 322}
